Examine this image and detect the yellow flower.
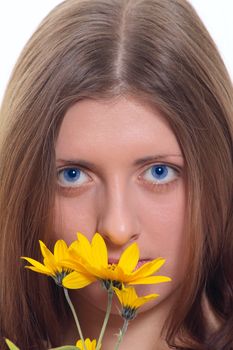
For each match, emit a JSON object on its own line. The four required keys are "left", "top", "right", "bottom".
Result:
{"left": 76, "top": 338, "right": 97, "bottom": 350}
{"left": 62, "top": 233, "right": 171, "bottom": 290}
{"left": 22, "top": 240, "right": 72, "bottom": 286}
{"left": 114, "top": 286, "right": 158, "bottom": 320}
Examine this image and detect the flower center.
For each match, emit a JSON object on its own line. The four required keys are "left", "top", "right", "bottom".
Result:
{"left": 107, "top": 263, "right": 117, "bottom": 271}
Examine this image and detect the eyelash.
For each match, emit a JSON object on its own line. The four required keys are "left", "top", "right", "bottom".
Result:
{"left": 56, "top": 163, "right": 181, "bottom": 194}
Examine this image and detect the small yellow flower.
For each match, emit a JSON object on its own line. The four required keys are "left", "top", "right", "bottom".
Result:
{"left": 62, "top": 233, "right": 171, "bottom": 290}
{"left": 114, "top": 286, "right": 159, "bottom": 320}
{"left": 76, "top": 338, "right": 97, "bottom": 350}
{"left": 22, "top": 240, "right": 72, "bottom": 286}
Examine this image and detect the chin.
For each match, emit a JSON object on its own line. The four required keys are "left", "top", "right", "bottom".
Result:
{"left": 70, "top": 279, "right": 177, "bottom": 316}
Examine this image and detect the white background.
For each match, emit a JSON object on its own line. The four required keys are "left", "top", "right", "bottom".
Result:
{"left": 0, "top": 0, "right": 232, "bottom": 103}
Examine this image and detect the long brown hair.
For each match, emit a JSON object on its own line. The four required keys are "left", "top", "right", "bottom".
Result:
{"left": 0, "top": 0, "right": 232, "bottom": 349}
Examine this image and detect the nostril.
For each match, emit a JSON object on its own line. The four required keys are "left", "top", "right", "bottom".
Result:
{"left": 131, "top": 233, "right": 140, "bottom": 241}
{"left": 99, "top": 231, "right": 140, "bottom": 247}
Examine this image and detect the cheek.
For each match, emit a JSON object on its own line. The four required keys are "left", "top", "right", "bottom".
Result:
{"left": 52, "top": 192, "right": 98, "bottom": 244}
{"left": 130, "top": 186, "right": 187, "bottom": 309}
{"left": 138, "top": 182, "right": 187, "bottom": 279}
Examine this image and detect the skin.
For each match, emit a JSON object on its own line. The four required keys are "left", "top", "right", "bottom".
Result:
{"left": 53, "top": 96, "right": 187, "bottom": 349}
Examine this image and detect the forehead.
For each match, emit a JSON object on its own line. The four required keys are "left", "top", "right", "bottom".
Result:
{"left": 55, "top": 96, "right": 181, "bottom": 160}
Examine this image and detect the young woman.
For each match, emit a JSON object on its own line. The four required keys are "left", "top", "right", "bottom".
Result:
{"left": 0, "top": 0, "right": 232, "bottom": 349}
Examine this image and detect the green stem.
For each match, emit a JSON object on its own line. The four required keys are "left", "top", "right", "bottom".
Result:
{"left": 114, "top": 319, "right": 129, "bottom": 350}
{"left": 63, "top": 288, "right": 87, "bottom": 350}
{"left": 96, "top": 288, "right": 114, "bottom": 350}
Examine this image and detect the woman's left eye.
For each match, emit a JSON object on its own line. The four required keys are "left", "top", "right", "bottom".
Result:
{"left": 141, "top": 164, "right": 179, "bottom": 184}
{"left": 57, "top": 167, "right": 91, "bottom": 187}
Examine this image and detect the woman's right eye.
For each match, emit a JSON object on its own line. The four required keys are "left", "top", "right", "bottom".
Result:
{"left": 57, "top": 167, "right": 91, "bottom": 187}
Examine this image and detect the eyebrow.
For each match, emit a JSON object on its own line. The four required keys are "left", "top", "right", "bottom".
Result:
{"left": 56, "top": 154, "right": 183, "bottom": 169}
{"left": 133, "top": 154, "right": 183, "bottom": 166}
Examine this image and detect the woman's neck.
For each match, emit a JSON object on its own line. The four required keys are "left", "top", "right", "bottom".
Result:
{"left": 62, "top": 291, "right": 174, "bottom": 350}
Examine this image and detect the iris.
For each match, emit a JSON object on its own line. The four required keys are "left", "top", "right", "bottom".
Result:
{"left": 151, "top": 165, "right": 168, "bottom": 180}
{"left": 63, "top": 168, "right": 81, "bottom": 182}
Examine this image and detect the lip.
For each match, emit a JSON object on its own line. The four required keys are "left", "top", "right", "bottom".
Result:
{"left": 135, "top": 259, "right": 151, "bottom": 269}
{"left": 108, "top": 258, "right": 152, "bottom": 270}
{"left": 108, "top": 258, "right": 120, "bottom": 265}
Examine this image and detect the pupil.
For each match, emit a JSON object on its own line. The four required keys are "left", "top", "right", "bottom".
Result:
{"left": 68, "top": 169, "right": 78, "bottom": 178}
{"left": 155, "top": 167, "right": 164, "bottom": 175}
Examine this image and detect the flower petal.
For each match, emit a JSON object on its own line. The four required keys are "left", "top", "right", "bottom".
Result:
{"left": 38, "top": 240, "right": 61, "bottom": 274}
{"left": 21, "top": 256, "right": 51, "bottom": 273}
{"left": 75, "top": 233, "right": 93, "bottom": 263}
{"left": 44, "top": 256, "right": 62, "bottom": 275}
{"left": 115, "top": 286, "right": 158, "bottom": 312}
{"left": 114, "top": 287, "right": 124, "bottom": 304}
{"left": 62, "top": 271, "right": 96, "bottom": 289}
{"left": 131, "top": 258, "right": 165, "bottom": 278}
{"left": 39, "top": 240, "right": 55, "bottom": 260}
{"left": 61, "top": 258, "right": 89, "bottom": 273}
{"left": 22, "top": 257, "right": 52, "bottom": 276}
{"left": 54, "top": 240, "right": 69, "bottom": 262}
{"left": 118, "top": 243, "right": 139, "bottom": 273}
{"left": 76, "top": 338, "right": 97, "bottom": 350}
{"left": 128, "top": 275, "right": 171, "bottom": 285}
{"left": 133, "top": 293, "right": 159, "bottom": 308}
{"left": 91, "top": 233, "right": 108, "bottom": 268}
{"left": 5, "top": 339, "right": 20, "bottom": 350}
{"left": 25, "top": 266, "right": 53, "bottom": 276}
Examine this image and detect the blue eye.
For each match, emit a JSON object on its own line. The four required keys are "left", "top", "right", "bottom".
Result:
{"left": 143, "top": 164, "right": 178, "bottom": 184}
{"left": 57, "top": 167, "right": 90, "bottom": 187}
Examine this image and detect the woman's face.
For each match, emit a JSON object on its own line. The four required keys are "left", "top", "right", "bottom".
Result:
{"left": 54, "top": 96, "right": 186, "bottom": 314}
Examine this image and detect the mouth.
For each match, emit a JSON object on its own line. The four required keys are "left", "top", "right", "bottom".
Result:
{"left": 108, "top": 258, "right": 151, "bottom": 270}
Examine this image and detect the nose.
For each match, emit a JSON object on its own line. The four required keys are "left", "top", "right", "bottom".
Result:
{"left": 96, "top": 181, "right": 140, "bottom": 246}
